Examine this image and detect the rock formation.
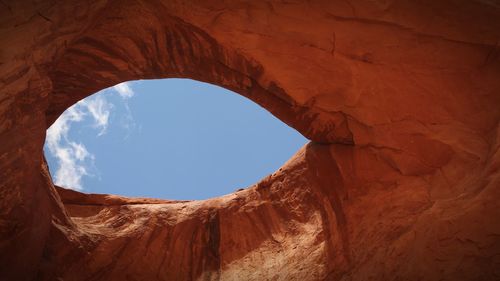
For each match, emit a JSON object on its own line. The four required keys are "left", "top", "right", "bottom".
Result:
{"left": 1, "top": 0, "right": 500, "bottom": 280}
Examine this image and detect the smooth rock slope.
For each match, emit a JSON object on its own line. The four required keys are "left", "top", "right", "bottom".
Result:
{"left": 1, "top": 0, "right": 499, "bottom": 280}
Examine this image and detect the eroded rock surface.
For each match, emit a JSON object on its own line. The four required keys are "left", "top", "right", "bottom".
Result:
{"left": 1, "top": 0, "right": 499, "bottom": 280}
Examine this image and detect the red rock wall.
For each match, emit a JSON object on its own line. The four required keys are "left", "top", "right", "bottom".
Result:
{"left": 1, "top": 0, "right": 499, "bottom": 280}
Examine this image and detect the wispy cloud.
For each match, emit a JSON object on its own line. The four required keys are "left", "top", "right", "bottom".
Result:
{"left": 46, "top": 109, "right": 90, "bottom": 190}
{"left": 45, "top": 82, "right": 136, "bottom": 190}
{"left": 114, "top": 82, "right": 135, "bottom": 99}
{"left": 83, "top": 96, "right": 112, "bottom": 136}
{"left": 46, "top": 96, "right": 112, "bottom": 190}
{"left": 113, "top": 82, "right": 137, "bottom": 138}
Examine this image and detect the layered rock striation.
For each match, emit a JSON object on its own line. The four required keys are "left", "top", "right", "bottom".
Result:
{"left": 1, "top": 0, "right": 500, "bottom": 280}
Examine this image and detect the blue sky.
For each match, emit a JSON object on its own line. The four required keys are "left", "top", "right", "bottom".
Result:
{"left": 44, "top": 79, "right": 307, "bottom": 200}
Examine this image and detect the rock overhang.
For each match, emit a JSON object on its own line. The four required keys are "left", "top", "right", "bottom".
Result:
{"left": 1, "top": 1, "right": 500, "bottom": 280}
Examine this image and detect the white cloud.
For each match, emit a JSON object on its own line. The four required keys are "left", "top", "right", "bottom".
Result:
{"left": 45, "top": 106, "right": 84, "bottom": 153}
{"left": 112, "top": 82, "right": 137, "bottom": 138}
{"left": 45, "top": 82, "right": 136, "bottom": 191}
{"left": 46, "top": 109, "right": 91, "bottom": 190}
{"left": 46, "top": 95, "right": 112, "bottom": 190}
{"left": 69, "top": 141, "right": 90, "bottom": 161}
{"left": 114, "top": 82, "right": 134, "bottom": 99}
{"left": 52, "top": 146, "right": 88, "bottom": 190}
{"left": 79, "top": 96, "right": 112, "bottom": 136}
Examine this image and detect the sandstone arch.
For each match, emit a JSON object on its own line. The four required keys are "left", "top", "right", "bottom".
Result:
{"left": 1, "top": 0, "right": 500, "bottom": 280}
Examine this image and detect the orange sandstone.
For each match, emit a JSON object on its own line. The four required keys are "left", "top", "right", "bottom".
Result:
{"left": 0, "top": 0, "right": 499, "bottom": 280}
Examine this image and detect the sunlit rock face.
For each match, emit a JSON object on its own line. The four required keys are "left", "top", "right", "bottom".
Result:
{"left": 1, "top": 0, "right": 500, "bottom": 280}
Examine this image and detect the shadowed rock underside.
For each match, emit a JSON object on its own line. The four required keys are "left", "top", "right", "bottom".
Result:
{"left": 1, "top": 0, "right": 500, "bottom": 280}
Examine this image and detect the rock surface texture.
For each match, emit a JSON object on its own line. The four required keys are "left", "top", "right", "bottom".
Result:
{"left": 1, "top": 0, "right": 500, "bottom": 280}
